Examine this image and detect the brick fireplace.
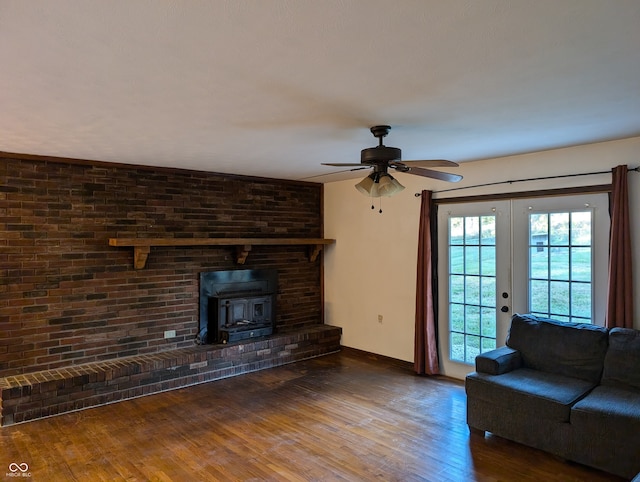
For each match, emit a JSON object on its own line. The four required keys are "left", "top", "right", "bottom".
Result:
{"left": 0, "top": 153, "right": 341, "bottom": 425}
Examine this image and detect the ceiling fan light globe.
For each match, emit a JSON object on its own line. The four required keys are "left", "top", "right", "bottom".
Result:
{"left": 355, "top": 175, "right": 375, "bottom": 196}
{"left": 355, "top": 173, "right": 386, "bottom": 198}
{"left": 388, "top": 178, "right": 406, "bottom": 196}
{"left": 376, "top": 174, "right": 405, "bottom": 197}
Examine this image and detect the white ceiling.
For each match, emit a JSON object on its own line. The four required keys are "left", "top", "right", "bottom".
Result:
{"left": 1, "top": 1, "right": 639, "bottom": 183}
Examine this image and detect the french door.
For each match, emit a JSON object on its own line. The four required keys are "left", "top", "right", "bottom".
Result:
{"left": 437, "top": 201, "right": 512, "bottom": 380}
{"left": 436, "top": 194, "right": 609, "bottom": 380}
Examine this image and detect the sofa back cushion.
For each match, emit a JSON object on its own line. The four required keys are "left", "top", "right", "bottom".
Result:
{"left": 601, "top": 327, "right": 640, "bottom": 390}
{"left": 506, "top": 314, "right": 609, "bottom": 383}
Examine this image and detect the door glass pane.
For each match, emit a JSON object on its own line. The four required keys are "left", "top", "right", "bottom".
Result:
{"left": 480, "top": 216, "right": 496, "bottom": 245}
{"left": 481, "top": 307, "right": 496, "bottom": 338}
{"left": 448, "top": 215, "right": 497, "bottom": 363}
{"left": 450, "top": 217, "right": 464, "bottom": 244}
{"left": 451, "top": 332, "right": 464, "bottom": 361}
{"left": 465, "top": 335, "right": 480, "bottom": 363}
{"left": 550, "top": 248, "right": 569, "bottom": 280}
{"left": 550, "top": 280, "right": 570, "bottom": 315}
{"left": 550, "top": 213, "right": 569, "bottom": 245}
{"left": 530, "top": 246, "right": 548, "bottom": 279}
{"left": 530, "top": 279, "right": 549, "bottom": 314}
{"left": 450, "top": 304, "right": 464, "bottom": 332}
{"left": 528, "top": 210, "right": 593, "bottom": 323}
{"left": 571, "top": 211, "right": 591, "bottom": 245}
{"left": 465, "top": 246, "right": 480, "bottom": 274}
{"left": 481, "top": 337, "right": 496, "bottom": 352}
{"left": 450, "top": 246, "right": 464, "bottom": 273}
{"left": 465, "top": 217, "right": 479, "bottom": 244}
{"left": 481, "top": 246, "right": 496, "bottom": 275}
{"left": 571, "top": 247, "right": 591, "bottom": 282}
{"left": 481, "top": 277, "right": 496, "bottom": 306}
{"left": 450, "top": 275, "right": 464, "bottom": 303}
{"left": 572, "top": 282, "right": 592, "bottom": 319}
{"left": 465, "top": 276, "right": 480, "bottom": 305}
{"left": 529, "top": 213, "right": 548, "bottom": 244}
{"left": 465, "top": 305, "right": 480, "bottom": 335}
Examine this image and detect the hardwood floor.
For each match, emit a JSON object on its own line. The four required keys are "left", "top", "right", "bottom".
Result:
{"left": 0, "top": 348, "right": 625, "bottom": 481}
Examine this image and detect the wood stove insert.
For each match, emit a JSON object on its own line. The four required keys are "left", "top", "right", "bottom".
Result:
{"left": 197, "top": 269, "right": 278, "bottom": 344}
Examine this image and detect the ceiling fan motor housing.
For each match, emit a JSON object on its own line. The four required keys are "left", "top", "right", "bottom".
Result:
{"left": 361, "top": 146, "right": 402, "bottom": 164}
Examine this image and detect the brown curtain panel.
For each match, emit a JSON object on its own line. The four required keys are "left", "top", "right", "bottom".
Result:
{"left": 415, "top": 190, "right": 440, "bottom": 375}
{"left": 606, "top": 165, "right": 634, "bottom": 328}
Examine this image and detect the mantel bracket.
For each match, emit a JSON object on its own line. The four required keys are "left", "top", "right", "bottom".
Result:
{"left": 309, "top": 244, "right": 323, "bottom": 262}
{"left": 235, "top": 245, "right": 252, "bottom": 265}
{"left": 134, "top": 246, "right": 151, "bottom": 270}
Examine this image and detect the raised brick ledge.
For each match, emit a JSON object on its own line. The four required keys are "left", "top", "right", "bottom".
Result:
{"left": 0, "top": 325, "right": 342, "bottom": 426}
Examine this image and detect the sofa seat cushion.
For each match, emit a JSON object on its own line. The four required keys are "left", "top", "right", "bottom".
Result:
{"left": 571, "top": 385, "right": 640, "bottom": 437}
{"left": 466, "top": 367, "right": 596, "bottom": 423}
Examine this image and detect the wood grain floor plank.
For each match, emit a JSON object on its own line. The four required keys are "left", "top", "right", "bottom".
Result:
{"left": 0, "top": 348, "right": 625, "bottom": 481}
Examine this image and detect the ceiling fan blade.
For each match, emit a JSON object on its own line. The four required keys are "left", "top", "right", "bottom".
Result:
{"left": 321, "top": 162, "right": 368, "bottom": 167}
{"left": 392, "top": 159, "right": 459, "bottom": 168}
{"left": 399, "top": 165, "right": 463, "bottom": 183}
{"left": 300, "top": 166, "right": 369, "bottom": 180}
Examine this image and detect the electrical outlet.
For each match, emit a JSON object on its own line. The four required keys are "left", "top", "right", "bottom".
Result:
{"left": 378, "top": 314, "right": 383, "bottom": 323}
{"left": 164, "top": 330, "right": 176, "bottom": 339}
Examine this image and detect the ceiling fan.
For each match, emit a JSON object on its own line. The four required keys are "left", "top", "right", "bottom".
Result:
{"left": 322, "top": 125, "right": 462, "bottom": 198}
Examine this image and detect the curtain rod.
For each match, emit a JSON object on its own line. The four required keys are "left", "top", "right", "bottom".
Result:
{"left": 415, "top": 166, "right": 639, "bottom": 197}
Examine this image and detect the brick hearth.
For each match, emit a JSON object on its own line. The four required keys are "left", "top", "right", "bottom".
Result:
{"left": 0, "top": 325, "right": 342, "bottom": 426}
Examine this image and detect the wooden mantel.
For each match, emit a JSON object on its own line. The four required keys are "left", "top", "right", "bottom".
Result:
{"left": 108, "top": 237, "right": 336, "bottom": 269}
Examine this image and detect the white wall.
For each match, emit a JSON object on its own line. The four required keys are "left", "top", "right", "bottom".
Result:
{"left": 323, "top": 137, "right": 640, "bottom": 363}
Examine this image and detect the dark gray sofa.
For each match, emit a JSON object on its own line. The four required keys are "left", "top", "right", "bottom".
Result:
{"left": 465, "top": 313, "right": 640, "bottom": 479}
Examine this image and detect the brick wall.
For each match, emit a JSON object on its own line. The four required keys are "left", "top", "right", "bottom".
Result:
{"left": 0, "top": 154, "right": 325, "bottom": 377}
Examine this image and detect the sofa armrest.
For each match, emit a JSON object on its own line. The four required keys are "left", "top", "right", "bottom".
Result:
{"left": 475, "top": 346, "right": 522, "bottom": 375}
